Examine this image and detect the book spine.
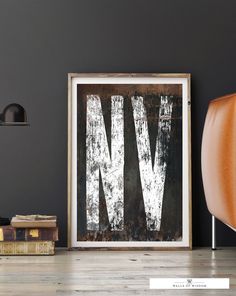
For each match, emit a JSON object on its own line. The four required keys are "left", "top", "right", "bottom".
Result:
{"left": 11, "top": 222, "right": 57, "bottom": 228}
{"left": 25, "top": 228, "right": 58, "bottom": 241}
{"left": 0, "top": 241, "right": 55, "bottom": 255}
{"left": 0, "top": 227, "right": 58, "bottom": 241}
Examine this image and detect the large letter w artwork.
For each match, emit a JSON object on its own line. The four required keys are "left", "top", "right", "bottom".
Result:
{"left": 86, "top": 95, "right": 173, "bottom": 232}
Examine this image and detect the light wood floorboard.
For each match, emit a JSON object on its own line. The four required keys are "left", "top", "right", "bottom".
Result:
{"left": 0, "top": 248, "right": 235, "bottom": 295}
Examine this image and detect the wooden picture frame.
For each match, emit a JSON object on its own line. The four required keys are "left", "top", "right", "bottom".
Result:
{"left": 68, "top": 73, "right": 191, "bottom": 249}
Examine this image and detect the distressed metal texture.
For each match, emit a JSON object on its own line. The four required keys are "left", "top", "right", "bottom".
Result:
{"left": 77, "top": 84, "right": 182, "bottom": 242}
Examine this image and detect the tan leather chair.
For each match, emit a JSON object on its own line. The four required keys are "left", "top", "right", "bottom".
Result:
{"left": 202, "top": 93, "right": 236, "bottom": 249}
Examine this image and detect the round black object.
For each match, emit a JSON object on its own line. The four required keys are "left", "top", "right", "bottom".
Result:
{"left": 0, "top": 217, "right": 10, "bottom": 226}
{"left": 2, "top": 103, "right": 27, "bottom": 124}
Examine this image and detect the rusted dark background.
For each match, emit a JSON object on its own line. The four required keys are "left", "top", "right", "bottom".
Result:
{"left": 77, "top": 84, "right": 182, "bottom": 242}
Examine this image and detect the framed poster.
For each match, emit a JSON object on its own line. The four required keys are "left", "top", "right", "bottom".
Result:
{"left": 68, "top": 73, "right": 191, "bottom": 249}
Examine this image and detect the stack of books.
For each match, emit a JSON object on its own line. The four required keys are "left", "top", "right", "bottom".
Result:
{"left": 0, "top": 215, "right": 58, "bottom": 255}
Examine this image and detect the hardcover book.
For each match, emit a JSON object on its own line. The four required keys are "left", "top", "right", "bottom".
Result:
{"left": 11, "top": 217, "right": 56, "bottom": 228}
{"left": 15, "top": 215, "right": 57, "bottom": 221}
{"left": 0, "top": 226, "right": 58, "bottom": 241}
{"left": 0, "top": 241, "right": 55, "bottom": 255}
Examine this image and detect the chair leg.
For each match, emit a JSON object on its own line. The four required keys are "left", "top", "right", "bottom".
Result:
{"left": 212, "top": 215, "right": 216, "bottom": 250}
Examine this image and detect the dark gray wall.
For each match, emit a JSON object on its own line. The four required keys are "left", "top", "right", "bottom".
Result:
{"left": 0, "top": 0, "right": 235, "bottom": 247}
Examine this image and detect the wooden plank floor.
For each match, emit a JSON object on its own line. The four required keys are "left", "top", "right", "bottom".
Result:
{"left": 0, "top": 248, "right": 235, "bottom": 295}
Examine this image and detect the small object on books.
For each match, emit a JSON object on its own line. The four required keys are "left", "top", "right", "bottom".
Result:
{"left": 11, "top": 215, "right": 57, "bottom": 228}
{"left": 0, "top": 217, "right": 10, "bottom": 226}
{"left": 0, "top": 241, "right": 55, "bottom": 255}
